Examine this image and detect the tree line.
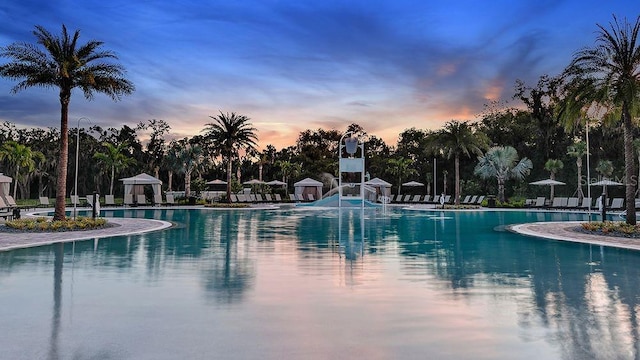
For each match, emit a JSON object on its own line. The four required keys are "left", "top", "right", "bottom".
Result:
{"left": 1, "top": 15, "right": 639, "bottom": 223}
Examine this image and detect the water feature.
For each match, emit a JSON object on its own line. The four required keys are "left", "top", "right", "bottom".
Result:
{"left": 0, "top": 208, "right": 638, "bottom": 359}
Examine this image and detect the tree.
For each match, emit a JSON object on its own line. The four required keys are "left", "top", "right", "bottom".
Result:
{"left": 388, "top": 157, "right": 417, "bottom": 195}
{"left": 93, "top": 142, "right": 136, "bottom": 195}
{"left": 203, "top": 112, "right": 258, "bottom": 202}
{"left": 431, "top": 120, "right": 489, "bottom": 204}
{"left": 544, "top": 159, "right": 564, "bottom": 201}
{"left": 0, "top": 24, "right": 134, "bottom": 220}
{"left": 474, "top": 146, "right": 533, "bottom": 202}
{"left": 596, "top": 160, "right": 614, "bottom": 199}
{"left": 172, "top": 139, "right": 204, "bottom": 198}
{"left": 563, "top": 15, "right": 640, "bottom": 224}
{"left": 567, "top": 142, "right": 588, "bottom": 201}
{"left": 0, "top": 141, "right": 44, "bottom": 199}
{"left": 137, "top": 119, "right": 170, "bottom": 179}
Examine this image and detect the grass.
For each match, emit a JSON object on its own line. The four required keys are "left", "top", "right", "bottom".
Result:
{"left": 5, "top": 216, "right": 108, "bottom": 232}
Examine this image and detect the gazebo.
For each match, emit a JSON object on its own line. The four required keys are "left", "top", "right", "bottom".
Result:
{"left": 0, "top": 173, "right": 12, "bottom": 197}
{"left": 365, "top": 177, "right": 392, "bottom": 200}
{"left": 120, "top": 173, "right": 162, "bottom": 197}
{"left": 294, "top": 177, "right": 323, "bottom": 200}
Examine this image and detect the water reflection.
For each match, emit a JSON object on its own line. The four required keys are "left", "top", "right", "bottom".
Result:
{"left": 1, "top": 209, "right": 640, "bottom": 359}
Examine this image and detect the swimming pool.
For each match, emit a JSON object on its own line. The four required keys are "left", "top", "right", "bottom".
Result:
{"left": 1, "top": 208, "right": 638, "bottom": 359}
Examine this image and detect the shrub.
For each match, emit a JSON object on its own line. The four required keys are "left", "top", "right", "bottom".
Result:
{"left": 6, "top": 217, "right": 108, "bottom": 232}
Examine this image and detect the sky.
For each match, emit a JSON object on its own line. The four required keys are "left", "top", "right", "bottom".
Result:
{"left": 0, "top": 0, "right": 638, "bottom": 150}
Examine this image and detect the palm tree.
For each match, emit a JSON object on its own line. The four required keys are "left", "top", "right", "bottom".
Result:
{"left": 174, "top": 141, "right": 204, "bottom": 198}
{"left": 203, "top": 112, "right": 258, "bottom": 202}
{"left": 563, "top": 15, "right": 640, "bottom": 224}
{"left": 432, "top": 120, "right": 489, "bottom": 204}
{"left": 474, "top": 146, "right": 533, "bottom": 202}
{"left": 596, "top": 160, "right": 614, "bottom": 199}
{"left": 567, "top": 141, "right": 588, "bottom": 201}
{"left": 388, "top": 157, "right": 417, "bottom": 195}
{"left": 0, "top": 141, "right": 44, "bottom": 199}
{"left": 93, "top": 142, "right": 136, "bottom": 195}
{"left": 544, "top": 159, "right": 564, "bottom": 202}
{"left": 0, "top": 24, "right": 134, "bottom": 220}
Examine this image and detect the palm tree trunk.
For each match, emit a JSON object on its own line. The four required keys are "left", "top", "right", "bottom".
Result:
{"left": 623, "top": 106, "right": 636, "bottom": 225}
{"left": 226, "top": 155, "right": 232, "bottom": 203}
{"left": 53, "top": 93, "right": 70, "bottom": 221}
{"left": 110, "top": 165, "right": 115, "bottom": 195}
{"left": 168, "top": 171, "right": 174, "bottom": 191}
{"left": 576, "top": 160, "right": 584, "bottom": 201}
{"left": 185, "top": 170, "right": 191, "bottom": 198}
{"left": 498, "top": 178, "right": 505, "bottom": 202}
{"left": 454, "top": 155, "right": 460, "bottom": 205}
{"left": 13, "top": 166, "right": 19, "bottom": 199}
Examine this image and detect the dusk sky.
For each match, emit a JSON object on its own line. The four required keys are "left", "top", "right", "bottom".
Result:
{"left": 0, "top": 1, "right": 638, "bottom": 149}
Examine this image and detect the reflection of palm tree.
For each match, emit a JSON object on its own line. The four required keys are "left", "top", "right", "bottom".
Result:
{"left": 49, "top": 243, "right": 63, "bottom": 360}
{"left": 202, "top": 212, "right": 255, "bottom": 304}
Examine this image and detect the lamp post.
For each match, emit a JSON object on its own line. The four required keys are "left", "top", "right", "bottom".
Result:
{"left": 585, "top": 118, "right": 591, "bottom": 220}
{"left": 74, "top": 117, "right": 90, "bottom": 220}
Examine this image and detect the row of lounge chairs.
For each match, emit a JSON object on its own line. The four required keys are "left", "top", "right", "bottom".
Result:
{"left": 0, "top": 195, "right": 19, "bottom": 220}
{"left": 387, "top": 194, "right": 485, "bottom": 205}
{"left": 526, "top": 196, "right": 627, "bottom": 210}
{"left": 229, "top": 193, "right": 315, "bottom": 203}
{"left": 37, "top": 194, "right": 178, "bottom": 208}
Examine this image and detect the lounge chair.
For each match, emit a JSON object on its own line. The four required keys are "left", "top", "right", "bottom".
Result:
{"left": 39, "top": 196, "right": 50, "bottom": 207}
{"left": 533, "top": 196, "right": 546, "bottom": 208}
{"left": 579, "top": 197, "right": 592, "bottom": 209}
{"left": 411, "top": 195, "right": 421, "bottom": 202}
{"left": 475, "top": 195, "right": 485, "bottom": 205}
{"left": 307, "top": 193, "right": 315, "bottom": 201}
{"left": 153, "top": 194, "right": 163, "bottom": 206}
{"left": 3, "top": 195, "right": 18, "bottom": 208}
{"left": 255, "top": 194, "right": 264, "bottom": 202}
{"left": 422, "top": 195, "right": 431, "bottom": 203}
{"left": 566, "top": 197, "right": 579, "bottom": 209}
{"left": 461, "top": 195, "right": 471, "bottom": 204}
{"left": 166, "top": 194, "right": 175, "bottom": 206}
{"left": 443, "top": 195, "right": 451, "bottom": 203}
{"left": 105, "top": 195, "right": 116, "bottom": 206}
{"left": 274, "top": 194, "right": 282, "bottom": 202}
{"left": 137, "top": 195, "right": 147, "bottom": 205}
{"left": 123, "top": 194, "right": 134, "bottom": 206}
{"left": 0, "top": 197, "right": 13, "bottom": 220}
{"left": 289, "top": 194, "right": 297, "bottom": 201}
{"left": 237, "top": 194, "right": 247, "bottom": 202}
{"left": 296, "top": 194, "right": 305, "bottom": 201}
{"left": 402, "top": 195, "right": 411, "bottom": 202}
{"left": 70, "top": 195, "right": 80, "bottom": 206}
{"left": 468, "top": 195, "right": 477, "bottom": 205}
{"left": 229, "top": 194, "right": 238, "bottom": 203}
{"left": 610, "top": 198, "right": 624, "bottom": 210}
{"left": 264, "top": 194, "right": 273, "bottom": 202}
{"left": 432, "top": 195, "right": 440, "bottom": 204}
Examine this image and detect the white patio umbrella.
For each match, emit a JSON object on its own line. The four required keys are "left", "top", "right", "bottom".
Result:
{"left": 243, "top": 179, "right": 265, "bottom": 185}
{"left": 529, "top": 179, "right": 566, "bottom": 186}
{"left": 591, "top": 179, "right": 623, "bottom": 186}
{"left": 530, "top": 179, "right": 565, "bottom": 201}
{"left": 402, "top": 181, "right": 425, "bottom": 187}
{"left": 265, "top": 180, "right": 287, "bottom": 186}
{"left": 206, "top": 179, "right": 227, "bottom": 185}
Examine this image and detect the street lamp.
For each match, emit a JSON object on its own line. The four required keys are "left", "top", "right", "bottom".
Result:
{"left": 74, "top": 117, "right": 90, "bottom": 220}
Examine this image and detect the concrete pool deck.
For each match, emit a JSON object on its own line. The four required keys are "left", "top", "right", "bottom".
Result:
{"left": 1, "top": 206, "right": 639, "bottom": 253}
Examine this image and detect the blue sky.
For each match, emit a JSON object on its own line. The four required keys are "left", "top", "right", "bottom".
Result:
{"left": 0, "top": 0, "right": 638, "bottom": 148}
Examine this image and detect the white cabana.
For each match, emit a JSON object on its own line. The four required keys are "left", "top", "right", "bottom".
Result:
{"left": 120, "top": 173, "right": 162, "bottom": 197}
{"left": 294, "top": 177, "right": 323, "bottom": 200}
{"left": 365, "top": 177, "right": 392, "bottom": 199}
{"left": 0, "top": 173, "right": 11, "bottom": 197}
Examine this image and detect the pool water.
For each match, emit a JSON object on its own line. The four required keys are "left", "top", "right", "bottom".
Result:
{"left": 1, "top": 208, "right": 638, "bottom": 360}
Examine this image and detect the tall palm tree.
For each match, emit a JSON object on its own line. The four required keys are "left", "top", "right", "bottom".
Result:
{"left": 563, "top": 15, "right": 640, "bottom": 224}
{"left": 474, "top": 146, "right": 533, "bottom": 202}
{"left": 0, "top": 141, "right": 44, "bottom": 199}
{"left": 567, "top": 141, "right": 588, "bottom": 201}
{"left": 544, "top": 159, "right": 564, "bottom": 201}
{"left": 93, "top": 142, "right": 136, "bottom": 195}
{"left": 203, "top": 112, "right": 258, "bottom": 202}
{"left": 432, "top": 120, "right": 489, "bottom": 204}
{"left": 0, "top": 24, "right": 134, "bottom": 220}
{"left": 175, "top": 141, "right": 204, "bottom": 198}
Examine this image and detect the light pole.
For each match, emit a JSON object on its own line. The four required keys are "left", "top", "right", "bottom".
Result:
{"left": 74, "top": 117, "right": 90, "bottom": 220}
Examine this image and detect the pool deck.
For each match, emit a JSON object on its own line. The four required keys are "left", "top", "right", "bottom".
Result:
{"left": 2, "top": 206, "right": 639, "bottom": 252}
